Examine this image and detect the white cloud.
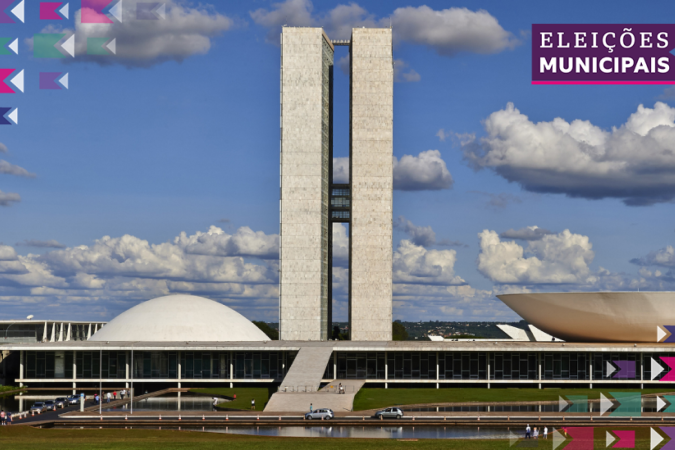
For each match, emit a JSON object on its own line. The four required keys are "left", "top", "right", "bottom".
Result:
{"left": 176, "top": 226, "right": 278, "bottom": 259}
{"left": 0, "top": 143, "right": 7, "bottom": 153}
{"left": 0, "top": 190, "right": 20, "bottom": 207}
{"left": 631, "top": 245, "right": 675, "bottom": 268}
{"left": 0, "top": 226, "right": 281, "bottom": 320}
{"left": 0, "top": 160, "right": 36, "bottom": 178}
{"left": 477, "top": 229, "right": 595, "bottom": 284}
{"left": 57, "top": 1, "right": 233, "bottom": 67}
{"left": 471, "top": 191, "right": 522, "bottom": 210}
{"left": 251, "top": 0, "right": 517, "bottom": 58}
{"left": 336, "top": 54, "right": 350, "bottom": 76}
{"left": 500, "top": 226, "right": 552, "bottom": 241}
{"left": 332, "top": 223, "right": 349, "bottom": 266}
{"left": 389, "top": 5, "right": 518, "bottom": 56}
{"left": 16, "top": 240, "right": 66, "bottom": 249}
{"left": 336, "top": 151, "right": 453, "bottom": 190}
{"left": 394, "top": 150, "right": 453, "bottom": 191}
{"left": 463, "top": 102, "right": 675, "bottom": 206}
{"left": 333, "top": 157, "right": 349, "bottom": 183}
{"left": 394, "top": 59, "right": 420, "bottom": 82}
{"left": 436, "top": 129, "right": 448, "bottom": 142}
{"left": 393, "top": 239, "right": 465, "bottom": 285}
{"left": 394, "top": 216, "right": 436, "bottom": 247}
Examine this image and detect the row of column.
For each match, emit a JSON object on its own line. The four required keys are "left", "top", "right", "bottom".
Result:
{"left": 41, "top": 322, "right": 102, "bottom": 342}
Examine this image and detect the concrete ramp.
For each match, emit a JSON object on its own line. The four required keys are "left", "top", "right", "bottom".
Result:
{"left": 265, "top": 379, "right": 365, "bottom": 413}
{"left": 278, "top": 346, "right": 333, "bottom": 392}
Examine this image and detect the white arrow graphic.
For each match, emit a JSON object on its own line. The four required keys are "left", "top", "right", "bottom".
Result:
{"left": 105, "top": 38, "right": 116, "bottom": 55}
{"left": 606, "top": 431, "right": 616, "bottom": 448}
{"left": 651, "top": 427, "right": 664, "bottom": 450}
{"left": 552, "top": 428, "right": 566, "bottom": 450}
{"left": 559, "top": 396, "right": 569, "bottom": 412}
{"left": 59, "top": 73, "right": 69, "bottom": 90}
{"left": 109, "top": 0, "right": 123, "bottom": 22}
{"left": 8, "top": 38, "right": 18, "bottom": 55}
{"left": 156, "top": 2, "right": 166, "bottom": 19}
{"left": 509, "top": 430, "right": 519, "bottom": 446}
{"left": 651, "top": 357, "right": 664, "bottom": 380}
{"left": 657, "top": 326, "right": 667, "bottom": 342}
{"left": 11, "top": 0, "right": 24, "bottom": 23}
{"left": 61, "top": 34, "right": 75, "bottom": 57}
{"left": 9, "top": 69, "right": 23, "bottom": 93}
{"left": 600, "top": 393, "right": 613, "bottom": 415}
{"left": 606, "top": 361, "right": 616, "bottom": 377}
{"left": 7, "top": 108, "right": 17, "bottom": 125}
{"left": 657, "top": 396, "right": 668, "bottom": 412}
{"left": 59, "top": 3, "right": 69, "bottom": 19}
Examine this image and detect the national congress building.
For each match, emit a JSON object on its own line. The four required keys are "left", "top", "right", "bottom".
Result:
{"left": 279, "top": 27, "right": 394, "bottom": 341}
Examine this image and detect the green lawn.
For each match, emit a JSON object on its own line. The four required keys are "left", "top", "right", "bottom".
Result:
{"left": 0, "top": 386, "right": 20, "bottom": 393}
{"left": 353, "top": 387, "right": 675, "bottom": 411}
{"left": 0, "top": 426, "right": 658, "bottom": 449}
{"left": 189, "top": 387, "right": 272, "bottom": 411}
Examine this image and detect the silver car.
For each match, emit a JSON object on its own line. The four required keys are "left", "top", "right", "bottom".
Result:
{"left": 67, "top": 395, "right": 80, "bottom": 405}
{"left": 30, "top": 402, "right": 47, "bottom": 414}
{"left": 375, "top": 407, "right": 403, "bottom": 419}
{"left": 44, "top": 400, "right": 57, "bottom": 411}
{"left": 305, "top": 408, "right": 334, "bottom": 420}
{"left": 55, "top": 397, "right": 68, "bottom": 408}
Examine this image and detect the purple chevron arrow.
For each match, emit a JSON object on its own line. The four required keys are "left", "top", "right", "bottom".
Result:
{"left": 660, "top": 427, "right": 675, "bottom": 450}
{"left": 613, "top": 360, "right": 636, "bottom": 379}
{"left": 663, "top": 326, "right": 675, "bottom": 343}
{"left": 0, "top": 0, "right": 15, "bottom": 23}
{"left": 0, "top": 107, "right": 12, "bottom": 125}
{"left": 39, "top": 72, "right": 63, "bottom": 90}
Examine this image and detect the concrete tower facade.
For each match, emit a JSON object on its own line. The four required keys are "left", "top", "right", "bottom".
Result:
{"left": 279, "top": 27, "right": 392, "bottom": 341}
{"left": 279, "top": 28, "right": 333, "bottom": 341}
{"left": 349, "top": 28, "right": 393, "bottom": 341}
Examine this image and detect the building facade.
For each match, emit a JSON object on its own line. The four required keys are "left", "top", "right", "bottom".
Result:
{"left": 279, "top": 27, "right": 393, "bottom": 341}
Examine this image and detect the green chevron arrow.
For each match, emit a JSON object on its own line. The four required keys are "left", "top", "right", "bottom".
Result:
{"left": 0, "top": 37, "right": 11, "bottom": 55}
{"left": 609, "top": 391, "right": 641, "bottom": 417}
{"left": 34, "top": 33, "right": 66, "bottom": 58}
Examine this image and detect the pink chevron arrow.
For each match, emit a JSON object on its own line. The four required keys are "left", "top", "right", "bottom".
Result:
{"left": 40, "top": 2, "right": 62, "bottom": 20}
{"left": 0, "top": 0, "right": 15, "bottom": 23}
{"left": 612, "top": 430, "right": 635, "bottom": 448}
{"left": 564, "top": 427, "right": 594, "bottom": 450}
{"left": 81, "top": 0, "right": 113, "bottom": 23}
{"left": 0, "top": 69, "right": 15, "bottom": 94}
{"left": 660, "top": 357, "right": 675, "bottom": 382}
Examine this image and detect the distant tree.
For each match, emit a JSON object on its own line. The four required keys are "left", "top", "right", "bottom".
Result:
{"left": 253, "top": 321, "right": 278, "bottom": 340}
{"left": 332, "top": 325, "right": 341, "bottom": 340}
{"left": 392, "top": 322, "right": 409, "bottom": 341}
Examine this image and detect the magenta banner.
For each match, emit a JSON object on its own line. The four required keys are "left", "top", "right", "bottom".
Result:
{"left": 532, "top": 24, "right": 675, "bottom": 84}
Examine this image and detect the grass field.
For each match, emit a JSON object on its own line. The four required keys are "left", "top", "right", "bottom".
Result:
{"left": 189, "top": 387, "right": 272, "bottom": 411}
{"left": 353, "top": 387, "right": 675, "bottom": 411}
{"left": 0, "top": 426, "right": 658, "bottom": 449}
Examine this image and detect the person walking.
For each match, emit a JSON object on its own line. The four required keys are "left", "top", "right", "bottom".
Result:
{"left": 6, "top": 412, "right": 11, "bottom": 426}
{"left": 213, "top": 397, "right": 218, "bottom": 412}
{"left": 338, "top": 383, "right": 342, "bottom": 394}
{"left": 544, "top": 427, "right": 548, "bottom": 440}
{"left": 533, "top": 427, "right": 539, "bottom": 440}
{"left": 120, "top": 389, "right": 125, "bottom": 400}
{"left": 251, "top": 398, "right": 256, "bottom": 410}
{"left": 1, "top": 410, "right": 5, "bottom": 426}
{"left": 310, "top": 403, "right": 313, "bottom": 413}
{"left": 113, "top": 391, "right": 117, "bottom": 400}
{"left": 94, "top": 393, "right": 99, "bottom": 404}
{"left": 525, "top": 424, "right": 531, "bottom": 439}
{"left": 107, "top": 392, "right": 112, "bottom": 403}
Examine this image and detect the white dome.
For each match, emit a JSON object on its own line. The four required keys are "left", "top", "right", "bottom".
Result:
{"left": 89, "top": 294, "right": 269, "bottom": 342}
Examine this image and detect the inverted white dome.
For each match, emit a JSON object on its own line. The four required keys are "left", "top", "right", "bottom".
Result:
{"left": 89, "top": 294, "right": 269, "bottom": 342}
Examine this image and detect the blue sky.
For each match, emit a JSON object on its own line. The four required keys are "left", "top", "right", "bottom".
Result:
{"left": 1, "top": 0, "right": 675, "bottom": 323}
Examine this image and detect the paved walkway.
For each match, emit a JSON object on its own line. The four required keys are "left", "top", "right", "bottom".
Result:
{"left": 265, "top": 379, "right": 365, "bottom": 413}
